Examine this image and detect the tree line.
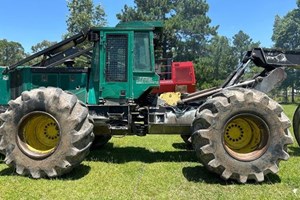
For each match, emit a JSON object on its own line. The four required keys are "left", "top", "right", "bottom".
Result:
{"left": 0, "top": 0, "right": 299, "bottom": 102}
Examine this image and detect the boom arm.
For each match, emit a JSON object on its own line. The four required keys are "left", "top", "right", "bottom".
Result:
{"left": 3, "top": 28, "right": 91, "bottom": 74}
{"left": 181, "top": 48, "right": 300, "bottom": 103}
{"left": 245, "top": 48, "right": 300, "bottom": 69}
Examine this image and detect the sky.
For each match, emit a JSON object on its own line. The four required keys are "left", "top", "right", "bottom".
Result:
{"left": 0, "top": 0, "right": 297, "bottom": 53}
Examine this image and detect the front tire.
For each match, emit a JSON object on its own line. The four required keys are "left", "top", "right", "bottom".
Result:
{"left": 0, "top": 87, "right": 94, "bottom": 178}
{"left": 293, "top": 105, "right": 300, "bottom": 146}
{"left": 192, "top": 88, "right": 293, "bottom": 183}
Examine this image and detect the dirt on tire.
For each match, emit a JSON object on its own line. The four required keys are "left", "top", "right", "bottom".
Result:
{"left": 192, "top": 88, "right": 293, "bottom": 183}
{"left": 0, "top": 87, "right": 94, "bottom": 178}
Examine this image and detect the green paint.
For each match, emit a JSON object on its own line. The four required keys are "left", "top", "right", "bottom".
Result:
{"left": 0, "top": 21, "right": 162, "bottom": 106}
{"left": 0, "top": 67, "right": 10, "bottom": 105}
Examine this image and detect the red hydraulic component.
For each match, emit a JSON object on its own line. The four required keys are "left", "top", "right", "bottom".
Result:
{"left": 152, "top": 61, "right": 196, "bottom": 94}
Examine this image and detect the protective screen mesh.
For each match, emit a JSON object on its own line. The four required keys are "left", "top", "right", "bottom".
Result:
{"left": 105, "top": 34, "right": 128, "bottom": 82}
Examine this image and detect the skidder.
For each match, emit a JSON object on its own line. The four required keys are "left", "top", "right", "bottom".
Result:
{"left": 0, "top": 22, "right": 297, "bottom": 182}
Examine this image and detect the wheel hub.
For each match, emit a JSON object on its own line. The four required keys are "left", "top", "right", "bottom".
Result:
{"left": 225, "top": 118, "right": 260, "bottom": 153}
{"left": 17, "top": 111, "right": 61, "bottom": 159}
{"left": 224, "top": 114, "right": 269, "bottom": 161}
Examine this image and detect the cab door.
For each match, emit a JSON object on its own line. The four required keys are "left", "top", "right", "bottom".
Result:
{"left": 99, "top": 32, "right": 133, "bottom": 100}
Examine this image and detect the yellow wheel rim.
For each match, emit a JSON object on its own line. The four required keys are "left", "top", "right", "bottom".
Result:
{"left": 18, "top": 111, "right": 61, "bottom": 158}
{"left": 224, "top": 114, "right": 269, "bottom": 161}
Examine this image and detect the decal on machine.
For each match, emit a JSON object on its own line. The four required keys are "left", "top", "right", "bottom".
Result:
{"left": 135, "top": 77, "right": 156, "bottom": 84}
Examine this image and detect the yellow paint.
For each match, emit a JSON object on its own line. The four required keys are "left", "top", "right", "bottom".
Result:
{"left": 224, "top": 117, "right": 261, "bottom": 153}
{"left": 159, "top": 92, "right": 181, "bottom": 106}
{"left": 20, "top": 113, "right": 60, "bottom": 155}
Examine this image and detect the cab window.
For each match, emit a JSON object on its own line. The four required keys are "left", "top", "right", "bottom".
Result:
{"left": 134, "top": 32, "right": 151, "bottom": 71}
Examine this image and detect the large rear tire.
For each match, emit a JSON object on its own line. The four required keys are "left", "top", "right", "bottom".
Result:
{"left": 192, "top": 88, "right": 293, "bottom": 183}
{"left": 0, "top": 87, "right": 94, "bottom": 178}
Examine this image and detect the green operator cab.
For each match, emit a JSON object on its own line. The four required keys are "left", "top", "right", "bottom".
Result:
{"left": 0, "top": 21, "right": 163, "bottom": 105}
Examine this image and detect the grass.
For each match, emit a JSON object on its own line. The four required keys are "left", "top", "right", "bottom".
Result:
{"left": 0, "top": 104, "right": 300, "bottom": 199}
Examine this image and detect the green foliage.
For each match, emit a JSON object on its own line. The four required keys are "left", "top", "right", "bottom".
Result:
{"left": 272, "top": 12, "right": 300, "bottom": 50}
{"left": 31, "top": 40, "right": 57, "bottom": 53}
{"left": 272, "top": 2, "right": 300, "bottom": 103}
{"left": 195, "top": 30, "right": 261, "bottom": 89}
{"left": 232, "top": 30, "right": 260, "bottom": 61}
{"left": 117, "top": 0, "right": 174, "bottom": 21}
{"left": 231, "top": 31, "right": 262, "bottom": 83}
{"left": 0, "top": 39, "right": 25, "bottom": 66}
{"left": 27, "top": 40, "right": 58, "bottom": 66}
{"left": 195, "top": 35, "right": 238, "bottom": 89}
{"left": 66, "top": 0, "right": 107, "bottom": 36}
